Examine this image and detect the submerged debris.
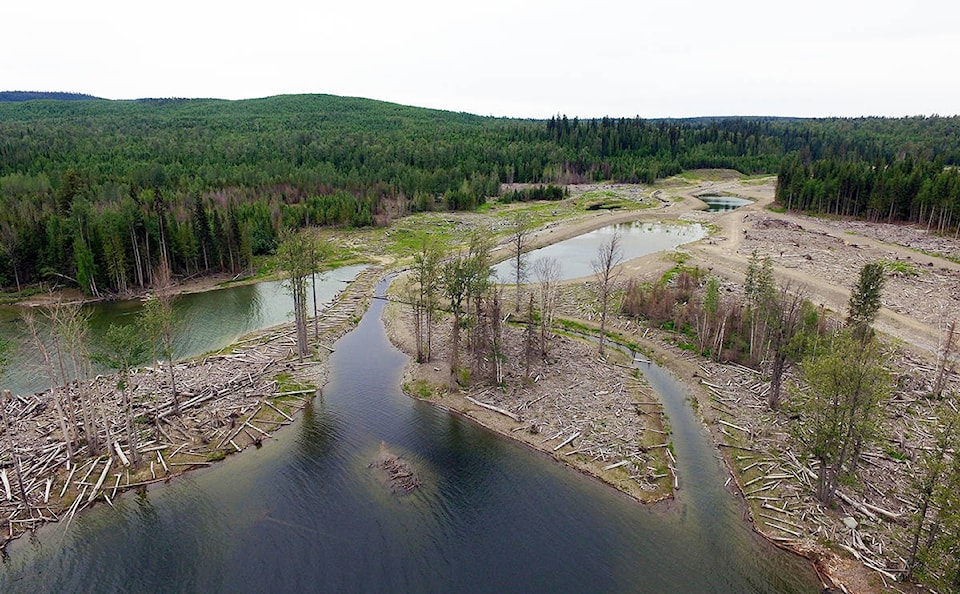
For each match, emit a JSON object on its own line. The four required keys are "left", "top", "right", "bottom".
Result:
{"left": 370, "top": 441, "right": 420, "bottom": 495}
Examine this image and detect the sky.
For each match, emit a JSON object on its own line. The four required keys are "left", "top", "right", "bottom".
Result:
{"left": 4, "top": 0, "right": 959, "bottom": 119}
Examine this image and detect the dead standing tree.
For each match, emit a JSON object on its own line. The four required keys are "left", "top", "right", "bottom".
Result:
{"left": 533, "top": 256, "right": 562, "bottom": 358}
{"left": 47, "top": 298, "right": 102, "bottom": 456}
{"left": 92, "top": 324, "right": 150, "bottom": 467}
{"left": 411, "top": 234, "right": 441, "bottom": 363}
{"left": 592, "top": 231, "right": 622, "bottom": 357}
{"left": 509, "top": 211, "right": 532, "bottom": 313}
{"left": 21, "top": 311, "right": 76, "bottom": 463}
{"left": 767, "top": 284, "right": 808, "bottom": 410}
{"left": 0, "top": 339, "right": 29, "bottom": 510}
{"left": 142, "top": 260, "right": 181, "bottom": 416}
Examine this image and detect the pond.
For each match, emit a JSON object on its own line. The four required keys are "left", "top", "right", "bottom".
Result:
{"left": 0, "top": 265, "right": 367, "bottom": 396}
{"left": 492, "top": 221, "right": 708, "bottom": 282}
{"left": 0, "top": 276, "right": 820, "bottom": 593}
{"left": 698, "top": 195, "right": 753, "bottom": 212}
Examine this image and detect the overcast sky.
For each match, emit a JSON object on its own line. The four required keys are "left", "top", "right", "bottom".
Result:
{"left": 5, "top": 0, "right": 958, "bottom": 118}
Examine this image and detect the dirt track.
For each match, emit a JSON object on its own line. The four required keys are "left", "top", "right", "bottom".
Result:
{"left": 667, "top": 177, "right": 960, "bottom": 357}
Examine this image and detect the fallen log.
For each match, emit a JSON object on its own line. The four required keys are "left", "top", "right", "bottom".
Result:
{"left": 553, "top": 431, "right": 581, "bottom": 452}
{"left": 465, "top": 396, "right": 521, "bottom": 422}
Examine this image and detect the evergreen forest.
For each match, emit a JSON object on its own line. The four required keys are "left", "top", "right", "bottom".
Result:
{"left": 1, "top": 93, "right": 959, "bottom": 296}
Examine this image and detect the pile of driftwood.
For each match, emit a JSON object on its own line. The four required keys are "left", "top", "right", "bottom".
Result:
{"left": 371, "top": 442, "right": 420, "bottom": 495}
{"left": 0, "top": 266, "right": 382, "bottom": 548}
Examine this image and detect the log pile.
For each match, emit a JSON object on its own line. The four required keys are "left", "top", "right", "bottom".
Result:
{"left": 0, "top": 266, "right": 383, "bottom": 549}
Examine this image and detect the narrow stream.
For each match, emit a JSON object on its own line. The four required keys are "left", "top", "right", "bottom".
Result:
{"left": 0, "top": 276, "right": 819, "bottom": 593}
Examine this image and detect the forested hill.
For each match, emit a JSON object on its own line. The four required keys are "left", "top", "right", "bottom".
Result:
{"left": 0, "top": 91, "right": 102, "bottom": 102}
{"left": 1, "top": 93, "right": 959, "bottom": 296}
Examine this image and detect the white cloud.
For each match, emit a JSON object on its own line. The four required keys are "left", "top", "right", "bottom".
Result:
{"left": 3, "top": 0, "right": 958, "bottom": 117}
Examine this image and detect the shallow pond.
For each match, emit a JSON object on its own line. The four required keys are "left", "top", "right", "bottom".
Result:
{"left": 492, "top": 221, "right": 707, "bottom": 282}
{"left": 698, "top": 195, "right": 753, "bottom": 212}
{"left": 0, "top": 265, "right": 366, "bottom": 395}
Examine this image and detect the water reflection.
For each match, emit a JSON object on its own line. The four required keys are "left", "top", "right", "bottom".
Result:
{"left": 0, "top": 265, "right": 366, "bottom": 395}
{"left": 699, "top": 195, "right": 752, "bottom": 212}
{"left": 0, "top": 275, "right": 819, "bottom": 593}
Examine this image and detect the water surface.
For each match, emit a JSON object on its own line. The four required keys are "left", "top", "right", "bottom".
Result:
{"left": 0, "top": 277, "right": 819, "bottom": 593}
{"left": 492, "top": 221, "right": 707, "bottom": 282}
{"left": 0, "top": 265, "right": 366, "bottom": 395}
{"left": 698, "top": 195, "right": 753, "bottom": 212}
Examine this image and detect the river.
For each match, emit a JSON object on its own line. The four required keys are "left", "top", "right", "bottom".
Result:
{"left": 0, "top": 280, "right": 819, "bottom": 593}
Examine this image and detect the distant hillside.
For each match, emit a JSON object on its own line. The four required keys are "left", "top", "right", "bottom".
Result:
{"left": 0, "top": 91, "right": 102, "bottom": 102}
{"left": 0, "top": 92, "right": 958, "bottom": 297}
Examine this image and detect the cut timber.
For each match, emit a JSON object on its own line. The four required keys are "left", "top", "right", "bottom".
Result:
{"left": 465, "top": 396, "right": 521, "bottom": 422}
{"left": 862, "top": 502, "right": 902, "bottom": 522}
{"left": 836, "top": 490, "right": 879, "bottom": 522}
{"left": 553, "top": 431, "right": 581, "bottom": 451}
{"left": 274, "top": 388, "right": 316, "bottom": 397}
{"left": 264, "top": 400, "right": 294, "bottom": 422}
{"left": 718, "top": 419, "right": 750, "bottom": 433}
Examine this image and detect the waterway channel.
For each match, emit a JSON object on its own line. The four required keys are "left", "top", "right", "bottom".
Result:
{"left": 0, "top": 282, "right": 819, "bottom": 593}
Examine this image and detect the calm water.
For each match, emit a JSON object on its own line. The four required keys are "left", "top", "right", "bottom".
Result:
{"left": 0, "top": 277, "right": 819, "bottom": 593}
{"left": 0, "top": 265, "right": 366, "bottom": 395}
{"left": 492, "top": 221, "right": 707, "bottom": 282}
{"left": 699, "top": 195, "right": 753, "bottom": 212}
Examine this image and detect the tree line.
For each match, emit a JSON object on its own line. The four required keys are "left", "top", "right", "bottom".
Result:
{"left": 3, "top": 94, "right": 960, "bottom": 296}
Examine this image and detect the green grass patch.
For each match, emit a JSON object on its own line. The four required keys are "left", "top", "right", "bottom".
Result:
{"left": 878, "top": 259, "right": 920, "bottom": 277}
{"left": 404, "top": 379, "right": 439, "bottom": 399}
{"left": 274, "top": 372, "right": 315, "bottom": 394}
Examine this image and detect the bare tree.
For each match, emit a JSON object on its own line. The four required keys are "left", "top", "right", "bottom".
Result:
{"left": 142, "top": 260, "right": 181, "bottom": 416}
{"left": 933, "top": 319, "right": 956, "bottom": 397}
{"left": 411, "top": 234, "right": 441, "bottom": 363}
{"left": 592, "top": 232, "right": 622, "bottom": 356}
{"left": 534, "top": 256, "right": 562, "bottom": 358}
{"left": 767, "top": 284, "right": 807, "bottom": 410}
{"left": 93, "top": 324, "right": 149, "bottom": 467}
{"left": 21, "top": 311, "right": 76, "bottom": 462}
{"left": 46, "top": 298, "right": 104, "bottom": 455}
{"left": 308, "top": 231, "right": 332, "bottom": 341}
{"left": 509, "top": 211, "right": 533, "bottom": 312}
{"left": 0, "top": 340, "right": 29, "bottom": 509}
